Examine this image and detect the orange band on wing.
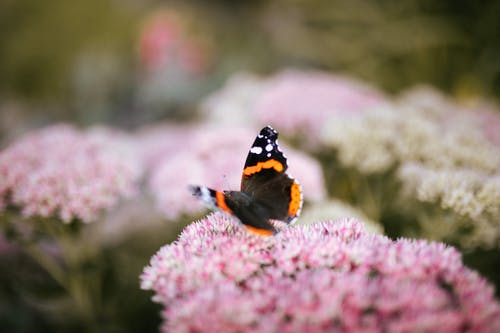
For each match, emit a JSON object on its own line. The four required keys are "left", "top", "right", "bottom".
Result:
{"left": 243, "top": 159, "right": 284, "bottom": 177}
{"left": 288, "top": 180, "right": 302, "bottom": 217}
{"left": 215, "top": 191, "right": 233, "bottom": 214}
{"left": 244, "top": 225, "right": 274, "bottom": 237}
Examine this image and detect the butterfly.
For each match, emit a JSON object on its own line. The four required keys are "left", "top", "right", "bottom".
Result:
{"left": 189, "top": 125, "right": 303, "bottom": 236}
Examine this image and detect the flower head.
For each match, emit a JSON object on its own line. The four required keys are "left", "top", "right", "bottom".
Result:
{"left": 0, "top": 124, "right": 142, "bottom": 223}
{"left": 319, "top": 86, "right": 500, "bottom": 248}
{"left": 141, "top": 213, "right": 500, "bottom": 333}
{"left": 255, "top": 70, "right": 387, "bottom": 136}
{"left": 399, "top": 163, "right": 500, "bottom": 248}
{"left": 202, "top": 70, "right": 388, "bottom": 145}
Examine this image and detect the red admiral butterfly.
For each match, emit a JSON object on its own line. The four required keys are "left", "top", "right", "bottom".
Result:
{"left": 190, "top": 126, "right": 303, "bottom": 236}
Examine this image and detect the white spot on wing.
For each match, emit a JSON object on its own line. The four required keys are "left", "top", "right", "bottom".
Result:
{"left": 265, "top": 143, "right": 273, "bottom": 152}
{"left": 250, "top": 146, "right": 263, "bottom": 154}
{"left": 267, "top": 153, "right": 271, "bottom": 157}
{"left": 200, "top": 187, "right": 213, "bottom": 204}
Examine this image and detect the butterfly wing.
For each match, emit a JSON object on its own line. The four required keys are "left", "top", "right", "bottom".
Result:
{"left": 241, "top": 126, "right": 302, "bottom": 224}
{"left": 241, "top": 126, "right": 287, "bottom": 190}
{"left": 190, "top": 185, "right": 276, "bottom": 236}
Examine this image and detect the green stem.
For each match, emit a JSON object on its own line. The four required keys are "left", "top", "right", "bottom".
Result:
{"left": 2, "top": 212, "right": 106, "bottom": 326}
{"left": 22, "top": 241, "right": 68, "bottom": 290}
{"left": 363, "top": 176, "right": 381, "bottom": 221}
{"left": 53, "top": 224, "right": 100, "bottom": 324}
{"left": 21, "top": 217, "right": 98, "bottom": 324}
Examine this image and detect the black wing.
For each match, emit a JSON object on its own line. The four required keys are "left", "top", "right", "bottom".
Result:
{"left": 241, "top": 125, "right": 287, "bottom": 190}
{"left": 240, "top": 126, "right": 302, "bottom": 223}
{"left": 224, "top": 190, "right": 278, "bottom": 235}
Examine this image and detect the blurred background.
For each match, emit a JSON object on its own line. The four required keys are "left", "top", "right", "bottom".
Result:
{"left": 1, "top": 0, "right": 499, "bottom": 135}
{"left": 1, "top": 1, "right": 500, "bottom": 332}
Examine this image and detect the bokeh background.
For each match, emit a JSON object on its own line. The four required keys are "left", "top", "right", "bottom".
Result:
{"left": 1, "top": 0, "right": 499, "bottom": 132}
{"left": 1, "top": 1, "right": 500, "bottom": 332}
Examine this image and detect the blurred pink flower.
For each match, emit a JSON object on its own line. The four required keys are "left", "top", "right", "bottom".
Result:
{"left": 142, "top": 124, "right": 326, "bottom": 220}
{"left": 136, "top": 11, "right": 212, "bottom": 115}
{"left": 136, "top": 124, "right": 198, "bottom": 171}
{"left": 141, "top": 213, "right": 500, "bottom": 333}
{"left": 138, "top": 11, "right": 209, "bottom": 75}
{"left": 0, "top": 124, "right": 142, "bottom": 223}
{"left": 254, "top": 70, "right": 387, "bottom": 139}
{"left": 473, "top": 105, "right": 500, "bottom": 148}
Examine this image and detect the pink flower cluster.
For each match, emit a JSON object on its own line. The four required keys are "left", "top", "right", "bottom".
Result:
{"left": 255, "top": 70, "right": 388, "bottom": 138}
{"left": 140, "top": 124, "right": 326, "bottom": 220}
{"left": 141, "top": 213, "right": 500, "bottom": 333}
{"left": 0, "top": 124, "right": 142, "bottom": 223}
{"left": 202, "top": 70, "right": 388, "bottom": 141}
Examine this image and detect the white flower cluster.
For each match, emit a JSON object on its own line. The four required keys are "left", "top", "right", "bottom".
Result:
{"left": 321, "top": 87, "right": 500, "bottom": 248}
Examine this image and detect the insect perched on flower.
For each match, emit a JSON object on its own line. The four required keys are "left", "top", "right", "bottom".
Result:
{"left": 190, "top": 126, "right": 303, "bottom": 236}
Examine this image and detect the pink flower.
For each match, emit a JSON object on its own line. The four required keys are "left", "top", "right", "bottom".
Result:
{"left": 202, "top": 70, "right": 388, "bottom": 143}
{"left": 141, "top": 124, "right": 326, "bottom": 220}
{"left": 141, "top": 213, "right": 500, "bottom": 333}
{"left": 0, "top": 124, "right": 142, "bottom": 223}
{"left": 254, "top": 70, "right": 387, "bottom": 139}
{"left": 473, "top": 104, "right": 500, "bottom": 148}
{"left": 138, "top": 10, "right": 209, "bottom": 75}
{"left": 136, "top": 124, "right": 199, "bottom": 171}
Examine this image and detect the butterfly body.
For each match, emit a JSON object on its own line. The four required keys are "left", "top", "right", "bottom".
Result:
{"left": 190, "top": 126, "right": 303, "bottom": 236}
